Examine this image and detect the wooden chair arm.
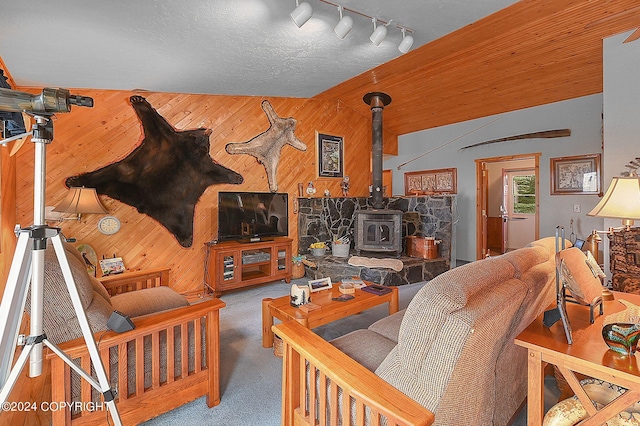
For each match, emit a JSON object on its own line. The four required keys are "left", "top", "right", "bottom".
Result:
{"left": 273, "top": 320, "right": 434, "bottom": 426}
{"left": 47, "top": 298, "right": 225, "bottom": 358}
{"left": 98, "top": 267, "right": 171, "bottom": 296}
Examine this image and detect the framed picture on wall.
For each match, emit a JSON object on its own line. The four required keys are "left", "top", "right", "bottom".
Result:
{"left": 404, "top": 168, "right": 457, "bottom": 195}
{"left": 550, "top": 154, "right": 601, "bottom": 195}
{"left": 316, "top": 132, "right": 344, "bottom": 178}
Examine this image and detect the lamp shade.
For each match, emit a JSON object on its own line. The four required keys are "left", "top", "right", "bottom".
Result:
{"left": 290, "top": 1, "right": 312, "bottom": 28}
{"left": 587, "top": 176, "right": 640, "bottom": 226}
{"left": 334, "top": 15, "right": 353, "bottom": 39}
{"left": 54, "top": 187, "right": 107, "bottom": 214}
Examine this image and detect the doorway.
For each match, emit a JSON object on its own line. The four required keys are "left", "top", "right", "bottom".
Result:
{"left": 475, "top": 154, "right": 540, "bottom": 259}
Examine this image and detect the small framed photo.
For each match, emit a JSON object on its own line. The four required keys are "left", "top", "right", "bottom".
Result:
{"left": 316, "top": 132, "right": 344, "bottom": 178}
{"left": 550, "top": 154, "right": 601, "bottom": 195}
{"left": 308, "top": 277, "right": 332, "bottom": 292}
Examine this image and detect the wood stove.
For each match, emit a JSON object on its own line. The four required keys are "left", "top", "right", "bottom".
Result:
{"left": 354, "top": 209, "right": 403, "bottom": 256}
{"left": 353, "top": 92, "right": 403, "bottom": 257}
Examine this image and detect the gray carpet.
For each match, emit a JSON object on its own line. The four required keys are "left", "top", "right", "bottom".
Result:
{"left": 142, "top": 278, "right": 559, "bottom": 425}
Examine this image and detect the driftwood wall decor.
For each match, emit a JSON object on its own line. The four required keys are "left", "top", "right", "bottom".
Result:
{"left": 225, "top": 100, "right": 307, "bottom": 192}
{"left": 67, "top": 95, "right": 243, "bottom": 247}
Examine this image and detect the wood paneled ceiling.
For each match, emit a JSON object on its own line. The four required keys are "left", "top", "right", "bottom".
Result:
{"left": 314, "top": 0, "right": 640, "bottom": 137}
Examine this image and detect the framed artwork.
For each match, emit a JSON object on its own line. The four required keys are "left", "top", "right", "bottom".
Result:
{"left": 404, "top": 168, "right": 457, "bottom": 195}
{"left": 550, "top": 154, "right": 601, "bottom": 195}
{"left": 316, "top": 132, "right": 343, "bottom": 178}
{"left": 308, "top": 277, "right": 332, "bottom": 292}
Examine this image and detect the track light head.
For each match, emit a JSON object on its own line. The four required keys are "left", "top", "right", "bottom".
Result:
{"left": 398, "top": 28, "right": 414, "bottom": 53}
{"left": 334, "top": 6, "right": 353, "bottom": 39}
{"left": 370, "top": 18, "right": 387, "bottom": 46}
{"left": 291, "top": 0, "right": 313, "bottom": 28}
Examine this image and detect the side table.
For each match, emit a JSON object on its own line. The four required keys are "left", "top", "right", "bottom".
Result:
{"left": 515, "top": 292, "right": 640, "bottom": 425}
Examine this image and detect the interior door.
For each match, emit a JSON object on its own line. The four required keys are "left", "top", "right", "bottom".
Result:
{"left": 481, "top": 166, "right": 489, "bottom": 257}
{"left": 503, "top": 168, "right": 536, "bottom": 251}
{"left": 501, "top": 173, "right": 508, "bottom": 253}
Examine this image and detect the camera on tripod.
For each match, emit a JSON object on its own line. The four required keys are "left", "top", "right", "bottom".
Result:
{"left": 0, "top": 87, "right": 93, "bottom": 141}
{"left": 0, "top": 87, "right": 93, "bottom": 114}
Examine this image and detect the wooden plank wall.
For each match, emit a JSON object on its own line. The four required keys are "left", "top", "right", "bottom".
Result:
{"left": 11, "top": 90, "right": 397, "bottom": 294}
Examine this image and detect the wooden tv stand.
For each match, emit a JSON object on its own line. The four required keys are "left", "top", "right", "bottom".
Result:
{"left": 205, "top": 237, "right": 292, "bottom": 296}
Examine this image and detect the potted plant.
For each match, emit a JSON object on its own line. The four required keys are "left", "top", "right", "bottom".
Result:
{"left": 292, "top": 254, "right": 306, "bottom": 279}
{"left": 309, "top": 242, "right": 327, "bottom": 257}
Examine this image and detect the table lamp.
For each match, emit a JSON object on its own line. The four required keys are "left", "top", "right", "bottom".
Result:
{"left": 53, "top": 187, "right": 107, "bottom": 220}
{"left": 586, "top": 173, "right": 640, "bottom": 299}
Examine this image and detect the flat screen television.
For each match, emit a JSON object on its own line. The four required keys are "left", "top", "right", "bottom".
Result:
{"left": 217, "top": 191, "right": 288, "bottom": 242}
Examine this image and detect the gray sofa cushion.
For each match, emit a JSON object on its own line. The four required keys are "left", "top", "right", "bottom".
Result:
{"left": 367, "top": 308, "right": 406, "bottom": 343}
{"left": 330, "top": 329, "right": 398, "bottom": 372}
{"left": 374, "top": 256, "right": 517, "bottom": 415}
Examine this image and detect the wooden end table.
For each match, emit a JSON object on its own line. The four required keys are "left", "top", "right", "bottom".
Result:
{"left": 261, "top": 282, "right": 399, "bottom": 348}
{"left": 515, "top": 291, "right": 640, "bottom": 425}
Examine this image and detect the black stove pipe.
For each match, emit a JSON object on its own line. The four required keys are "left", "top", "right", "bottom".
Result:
{"left": 363, "top": 92, "right": 392, "bottom": 209}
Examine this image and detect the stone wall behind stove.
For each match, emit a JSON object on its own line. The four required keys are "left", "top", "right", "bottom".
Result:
{"left": 297, "top": 196, "right": 456, "bottom": 263}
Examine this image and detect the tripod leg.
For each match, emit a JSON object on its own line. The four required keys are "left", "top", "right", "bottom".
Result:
{"left": 0, "top": 341, "right": 36, "bottom": 403}
{"left": 0, "top": 231, "right": 33, "bottom": 388}
{"left": 51, "top": 235, "right": 122, "bottom": 425}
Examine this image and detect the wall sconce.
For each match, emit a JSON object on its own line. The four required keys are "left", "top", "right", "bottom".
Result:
{"left": 53, "top": 187, "right": 107, "bottom": 221}
{"left": 291, "top": 0, "right": 313, "bottom": 28}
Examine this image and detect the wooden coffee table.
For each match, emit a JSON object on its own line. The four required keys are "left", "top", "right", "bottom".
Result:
{"left": 261, "top": 282, "right": 399, "bottom": 348}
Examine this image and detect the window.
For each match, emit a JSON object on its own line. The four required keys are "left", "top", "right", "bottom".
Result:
{"left": 513, "top": 175, "right": 536, "bottom": 214}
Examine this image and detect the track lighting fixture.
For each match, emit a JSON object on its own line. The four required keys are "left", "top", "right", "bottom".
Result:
{"left": 291, "top": 0, "right": 313, "bottom": 28}
{"left": 290, "top": 0, "right": 416, "bottom": 55}
{"left": 398, "top": 27, "right": 414, "bottom": 53}
{"left": 369, "top": 18, "right": 387, "bottom": 46}
{"left": 334, "top": 6, "right": 353, "bottom": 39}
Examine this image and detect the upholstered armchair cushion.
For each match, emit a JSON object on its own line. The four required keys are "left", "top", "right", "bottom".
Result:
{"left": 111, "top": 286, "right": 189, "bottom": 318}
{"left": 27, "top": 243, "right": 113, "bottom": 345}
{"left": 330, "top": 329, "right": 398, "bottom": 372}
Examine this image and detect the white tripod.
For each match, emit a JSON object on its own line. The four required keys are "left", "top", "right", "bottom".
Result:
{"left": 0, "top": 114, "right": 121, "bottom": 424}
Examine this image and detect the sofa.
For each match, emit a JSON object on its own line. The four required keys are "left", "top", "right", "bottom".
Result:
{"left": 274, "top": 237, "right": 563, "bottom": 425}
{"left": 30, "top": 242, "right": 225, "bottom": 425}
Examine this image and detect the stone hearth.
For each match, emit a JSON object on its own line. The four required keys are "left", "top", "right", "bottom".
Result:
{"left": 297, "top": 195, "right": 456, "bottom": 286}
{"left": 304, "top": 252, "right": 449, "bottom": 286}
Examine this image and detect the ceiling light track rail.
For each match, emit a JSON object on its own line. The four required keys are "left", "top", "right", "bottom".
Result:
{"left": 317, "top": 0, "right": 415, "bottom": 34}
{"left": 290, "top": 0, "right": 415, "bottom": 53}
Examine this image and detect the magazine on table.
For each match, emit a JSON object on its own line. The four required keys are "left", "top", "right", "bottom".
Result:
{"left": 361, "top": 284, "right": 392, "bottom": 295}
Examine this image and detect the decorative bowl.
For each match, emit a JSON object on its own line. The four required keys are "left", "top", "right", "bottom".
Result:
{"left": 602, "top": 322, "right": 640, "bottom": 356}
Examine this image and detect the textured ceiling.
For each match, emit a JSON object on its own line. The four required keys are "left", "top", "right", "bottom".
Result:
{"left": 0, "top": 0, "right": 517, "bottom": 98}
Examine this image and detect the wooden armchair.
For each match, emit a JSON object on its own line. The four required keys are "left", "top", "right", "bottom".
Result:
{"left": 40, "top": 249, "right": 225, "bottom": 426}
{"left": 273, "top": 320, "right": 434, "bottom": 426}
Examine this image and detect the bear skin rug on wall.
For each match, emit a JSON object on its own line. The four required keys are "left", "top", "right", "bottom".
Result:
{"left": 225, "top": 100, "right": 306, "bottom": 192}
{"left": 66, "top": 95, "right": 243, "bottom": 248}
